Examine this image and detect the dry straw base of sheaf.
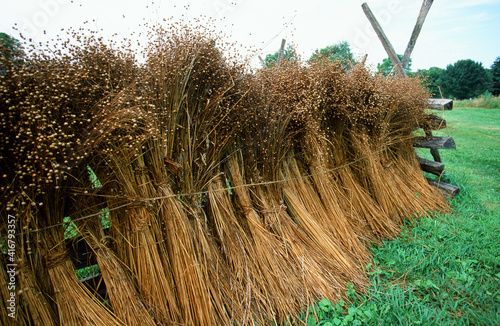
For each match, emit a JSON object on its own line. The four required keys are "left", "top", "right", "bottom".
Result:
{"left": 0, "top": 24, "right": 448, "bottom": 325}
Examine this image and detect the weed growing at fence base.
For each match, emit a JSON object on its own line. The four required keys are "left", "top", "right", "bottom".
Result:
{"left": 307, "top": 107, "right": 500, "bottom": 325}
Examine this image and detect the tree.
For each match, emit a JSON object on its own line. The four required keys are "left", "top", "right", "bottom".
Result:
{"left": 440, "top": 59, "right": 490, "bottom": 99}
{"left": 0, "top": 33, "right": 23, "bottom": 74}
{"left": 377, "top": 54, "right": 412, "bottom": 76}
{"left": 264, "top": 44, "right": 297, "bottom": 68}
{"left": 0, "top": 33, "right": 21, "bottom": 59}
{"left": 308, "top": 41, "right": 356, "bottom": 69}
{"left": 489, "top": 57, "right": 500, "bottom": 96}
{"left": 418, "top": 66, "right": 445, "bottom": 97}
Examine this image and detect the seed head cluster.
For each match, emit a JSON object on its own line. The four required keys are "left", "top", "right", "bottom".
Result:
{"left": 0, "top": 21, "right": 439, "bottom": 325}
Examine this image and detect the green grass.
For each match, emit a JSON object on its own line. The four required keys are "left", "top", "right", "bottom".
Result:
{"left": 304, "top": 107, "right": 500, "bottom": 325}
{"left": 428, "top": 107, "right": 500, "bottom": 214}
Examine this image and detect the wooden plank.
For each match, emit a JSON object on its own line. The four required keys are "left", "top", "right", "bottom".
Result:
{"left": 401, "top": 0, "right": 434, "bottom": 69}
{"left": 428, "top": 98, "right": 453, "bottom": 110}
{"left": 414, "top": 136, "right": 456, "bottom": 149}
{"left": 361, "top": 3, "right": 406, "bottom": 78}
{"left": 418, "top": 157, "right": 444, "bottom": 176}
{"left": 427, "top": 178, "right": 460, "bottom": 198}
{"left": 424, "top": 114, "right": 446, "bottom": 130}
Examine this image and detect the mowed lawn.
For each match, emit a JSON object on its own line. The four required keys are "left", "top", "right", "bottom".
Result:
{"left": 433, "top": 107, "right": 500, "bottom": 215}
{"left": 305, "top": 107, "right": 500, "bottom": 326}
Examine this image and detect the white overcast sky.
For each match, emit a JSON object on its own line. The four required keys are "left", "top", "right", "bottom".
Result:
{"left": 1, "top": 0, "right": 500, "bottom": 71}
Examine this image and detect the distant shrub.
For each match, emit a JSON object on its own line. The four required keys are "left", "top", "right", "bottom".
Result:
{"left": 454, "top": 92, "right": 500, "bottom": 109}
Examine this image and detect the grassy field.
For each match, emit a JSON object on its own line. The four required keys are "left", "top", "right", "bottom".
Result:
{"left": 305, "top": 107, "right": 500, "bottom": 325}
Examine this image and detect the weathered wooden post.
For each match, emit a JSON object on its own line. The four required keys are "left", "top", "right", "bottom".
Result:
{"left": 258, "top": 55, "right": 266, "bottom": 67}
{"left": 361, "top": 3, "right": 406, "bottom": 78}
{"left": 276, "top": 38, "right": 286, "bottom": 67}
{"left": 401, "top": 0, "right": 434, "bottom": 69}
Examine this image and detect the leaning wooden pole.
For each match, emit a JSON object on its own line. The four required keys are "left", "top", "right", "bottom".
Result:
{"left": 361, "top": 2, "right": 406, "bottom": 78}
{"left": 401, "top": 0, "right": 434, "bottom": 69}
{"left": 258, "top": 55, "right": 267, "bottom": 67}
{"left": 276, "top": 38, "right": 286, "bottom": 66}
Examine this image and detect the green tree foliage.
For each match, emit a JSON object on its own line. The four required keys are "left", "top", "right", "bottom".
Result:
{"left": 489, "top": 57, "right": 500, "bottom": 96}
{"left": 377, "top": 54, "right": 412, "bottom": 76}
{"left": 308, "top": 41, "right": 355, "bottom": 69}
{"left": 418, "top": 67, "right": 445, "bottom": 98}
{"left": 0, "top": 32, "right": 21, "bottom": 59}
{"left": 0, "top": 32, "right": 23, "bottom": 74}
{"left": 440, "top": 59, "right": 490, "bottom": 99}
{"left": 264, "top": 44, "right": 297, "bottom": 68}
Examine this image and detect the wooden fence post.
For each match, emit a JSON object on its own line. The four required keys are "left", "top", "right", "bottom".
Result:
{"left": 361, "top": 0, "right": 459, "bottom": 197}
{"left": 277, "top": 39, "right": 286, "bottom": 67}
{"left": 361, "top": 2, "right": 406, "bottom": 78}
{"left": 401, "top": 0, "right": 434, "bottom": 69}
{"left": 258, "top": 55, "right": 266, "bottom": 67}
